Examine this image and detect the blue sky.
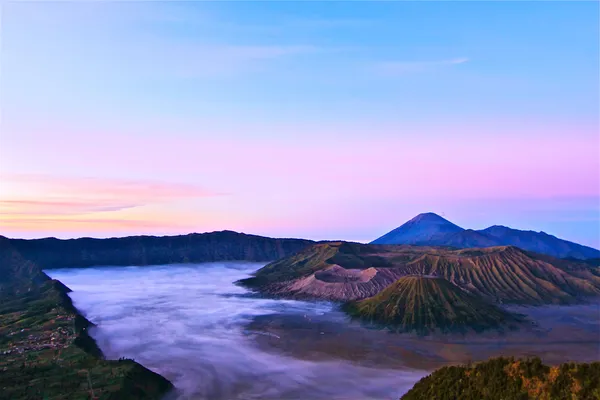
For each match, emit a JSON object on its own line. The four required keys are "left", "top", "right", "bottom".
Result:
{"left": 1, "top": 1, "right": 599, "bottom": 247}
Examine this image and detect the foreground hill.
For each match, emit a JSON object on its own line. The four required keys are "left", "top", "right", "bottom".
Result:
{"left": 371, "top": 213, "right": 600, "bottom": 259}
{"left": 0, "top": 237, "right": 173, "bottom": 399}
{"left": 344, "top": 276, "right": 523, "bottom": 334}
{"left": 401, "top": 357, "right": 600, "bottom": 400}
{"left": 2, "top": 231, "right": 314, "bottom": 269}
{"left": 239, "top": 242, "right": 600, "bottom": 305}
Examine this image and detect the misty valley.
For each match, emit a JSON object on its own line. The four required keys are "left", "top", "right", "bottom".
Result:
{"left": 45, "top": 262, "right": 599, "bottom": 400}
{"left": 1, "top": 213, "right": 600, "bottom": 400}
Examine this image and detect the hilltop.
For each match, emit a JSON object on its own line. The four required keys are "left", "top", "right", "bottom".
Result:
{"left": 371, "top": 213, "right": 600, "bottom": 259}
{"left": 401, "top": 357, "right": 600, "bottom": 400}
{"left": 343, "top": 276, "right": 523, "bottom": 334}
{"left": 239, "top": 241, "right": 600, "bottom": 305}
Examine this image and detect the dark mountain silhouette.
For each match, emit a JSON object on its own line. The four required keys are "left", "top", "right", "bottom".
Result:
{"left": 344, "top": 276, "right": 523, "bottom": 334}
{"left": 1, "top": 231, "right": 314, "bottom": 270}
{"left": 479, "top": 225, "right": 600, "bottom": 260}
{"left": 371, "top": 213, "right": 600, "bottom": 259}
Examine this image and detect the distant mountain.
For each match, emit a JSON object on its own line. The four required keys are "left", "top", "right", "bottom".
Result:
{"left": 239, "top": 241, "right": 600, "bottom": 305}
{"left": 401, "top": 357, "right": 600, "bottom": 400}
{"left": 1, "top": 231, "right": 314, "bottom": 270}
{"left": 479, "top": 225, "right": 600, "bottom": 260}
{"left": 371, "top": 213, "right": 600, "bottom": 259}
{"left": 344, "top": 276, "right": 523, "bottom": 334}
{"left": 371, "top": 213, "right": 463, "bottom": 245}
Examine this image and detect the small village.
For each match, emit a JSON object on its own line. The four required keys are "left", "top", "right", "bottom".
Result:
{"left": 0, "top": 310, "right": 77, "bottom": 369}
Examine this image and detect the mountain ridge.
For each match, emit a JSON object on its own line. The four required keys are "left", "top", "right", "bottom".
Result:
{"left": 1, "top": 231, "right": 315, "bottom": 270}
{"left": 239, "top": 241, "right": 600, "bottom": 305}
{"left": 371, "top": 213, "right": 600, "bottom": 259}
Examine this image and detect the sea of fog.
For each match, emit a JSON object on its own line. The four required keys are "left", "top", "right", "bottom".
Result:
{"left": 47, "top": 263, "right": 425, "bottom": 400}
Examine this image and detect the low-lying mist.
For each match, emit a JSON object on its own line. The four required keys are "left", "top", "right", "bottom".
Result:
{"left": 47, "top": 263, "right": 424, "bottom": 400}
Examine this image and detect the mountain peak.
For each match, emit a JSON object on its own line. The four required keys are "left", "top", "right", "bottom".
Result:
{"left": 409, "top": 212, "right": 448, "bottom": 223}
{"left": 370, "top": 213, "right": 464, "bottom": 245}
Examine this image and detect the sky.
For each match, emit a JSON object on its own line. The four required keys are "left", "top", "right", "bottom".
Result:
{"left": 0, "top": 2, "right": 599, "bottom": 248}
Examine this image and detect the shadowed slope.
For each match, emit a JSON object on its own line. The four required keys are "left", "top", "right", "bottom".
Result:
{"left": 344, "top": 276, "right": 522, "bottom": 334}
{"left": 479, "top": 225, "right": 600, "bottom": 260}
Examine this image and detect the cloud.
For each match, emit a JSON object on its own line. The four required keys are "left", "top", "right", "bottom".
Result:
{"left": 374, "top": 58, "right": 469, "bottom": 75}
{"left": 0, "top": 174, "right": 223, "bottom": 216}
{"left": 0, "top": 217, "right": 192, "bottom": 238}
{"left": 0, "top": 200, "right": 139, "bottom": 215}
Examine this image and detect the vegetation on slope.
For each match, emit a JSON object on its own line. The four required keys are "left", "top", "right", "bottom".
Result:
{"left": 401, "top": 357, "right": 600, "bottom": 400}
{"left": 242, "top": 242, "right": 600, "bottom": 305}
{"left": 0, "top": 280, "right": 173, "bottom": 400}
{"left": 344, "top": 276, "right": 523, "bottom": 334}
{"left": 397, "top": 246, "right": 600, "bottom": 305}
{"left": 238, "top": 241, "right": 391, "bottom": 288}
{"left": 0, "top": 237, "right": 173, "bottom": 399}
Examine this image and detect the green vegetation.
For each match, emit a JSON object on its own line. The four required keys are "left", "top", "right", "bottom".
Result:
{"left": 238, "top": 242, "right": 343, "bottom": 288}
{"left": 0, "top": 237, "right": 173, "bottom": 400}
{"left": 0, "top": 280, "right": 173, "bottom": 400}
{"left": 344, "top": 276, "right": 523, "bottom": 334}
{"left": 237, "top": 241, "right": 391, "bottom": 289}
{"left": 242, "top": 241, "right": 600, "bottom": 333}
{"left": 401, "top": 357, "right": 600, "bottom": 400}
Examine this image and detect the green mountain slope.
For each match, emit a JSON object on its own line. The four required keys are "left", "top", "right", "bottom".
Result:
{"left": 344, "top": 276, "right": 522, "bottom": 334}
{"left": 0, "top": 237, "right": 173, "bottom": 399}
{"left": 401, "top": 357, "right": 600, "bottom": 400}
{"left": 240, "top": 242, "right": 600, "bottom": 305}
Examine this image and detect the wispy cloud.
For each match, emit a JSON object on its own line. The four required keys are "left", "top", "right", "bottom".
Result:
{"left": 374, "top": 58, "right": 469, "bottom": 75}
{"left": 0, "top": 174, "right": 223, "bottom": 216}
{"left": 0, "top": 199, "right": 139, "bottom": 215}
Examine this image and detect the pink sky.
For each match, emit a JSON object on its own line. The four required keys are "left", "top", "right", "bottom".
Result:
{"left": 1, "top": 2, "right": 598, "bottom": 247}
